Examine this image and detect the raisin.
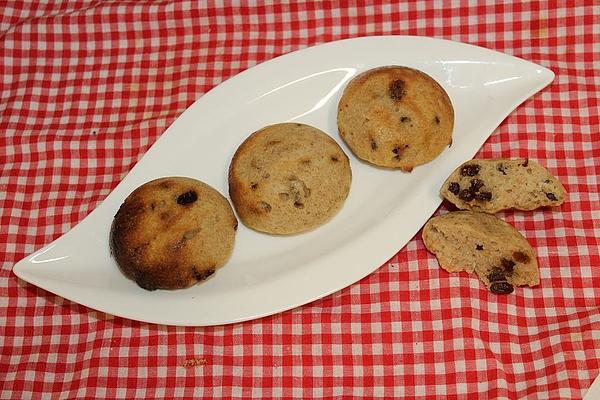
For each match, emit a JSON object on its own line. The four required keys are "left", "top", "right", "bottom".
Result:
{"left": 371, "top": 141, "right": 378, "bottom": 150}
{"left": 513, "top": 251, "right": 530, "bottom": 263}
{"left": 434, "top": 115, "right": 440, "bottom": 124}
{"left": 476, "top": 244, "right": 484, "bottom": 251}
{"left": 250, "top": 183, "right": 258, "bottom": 190}
{"left": 448, "top": 182, "right": 460, "bottom": 195}
{"left": 546, "top": 192, "right": 557, "bottom": 201}
{"left": 490, "top": 281, "right": 514, "bottom": 294}
{"left": 392, "top": 145, "right": 408, "bottom": 160}
{"left": 294, "top": 201, "right": 304, "bottom": 209}
{"left": 501, "top": 258, "right": 515, "bottom": 272}
{"left": 470, "top": 179, "right": 484, "bottom": 192}
{"left": 487, "top": 267, "right": 506, "bottom": 282}
{"left": 177, "top": 190, "right": 198, "bottom": 205}
{"left": 459, "top": 189, "right": 475, "bottom": 201}
{"left": 521, "top": 158, "right": 529, "bottom": 167}
{"left": 475, "top": 191, "right": 492, "bottom": 201}
{"left": 401, "top": 116, "right": 411, "bottom": 123}
{"left": 331, "top": 155, "right": 339, "bottom": 162}
{"left": 497, "top": 164, "right": 507, "bottom": 175}
{"left": 389, "top": 79, "right": 406, "bottom": 101}
{"left": 460, "top": 164, "right": 480, "bottom": 176}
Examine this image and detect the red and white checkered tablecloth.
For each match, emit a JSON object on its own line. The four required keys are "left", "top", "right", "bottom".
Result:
{"left": 1, "top": 1, "right": 598, "bottom": 398}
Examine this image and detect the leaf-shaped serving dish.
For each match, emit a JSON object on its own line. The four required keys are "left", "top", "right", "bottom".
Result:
{"left": 13, "top": 36, "right": 554, "bottom": 326}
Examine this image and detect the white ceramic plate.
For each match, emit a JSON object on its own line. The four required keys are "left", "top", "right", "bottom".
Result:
{"left": 13, "top": 36, "right": 553, "bottom": 326}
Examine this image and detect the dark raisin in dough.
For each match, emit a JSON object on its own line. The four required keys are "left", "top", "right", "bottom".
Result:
{"left": 487, "top": 267, "right": 506, "bottom": 282}
{"left": 448, "top": 182, "right": 460, "bottom": 195}
{"left": 459, "top": 189, "right": 475, "bottom": 201}
{"left": 470, "top": 179, "right": 484, "bottom": 192}
{"left": 460, "top": 164, "right": 480, "bottom": 177}
{"left": 490, "top": 281, "right": 514, "bottom": 294}
{"left": 389, "top": 79, "right": 406, "bottom": 101}
{"left": 177, "top": 190, "right": 198, "bottom": 205}
{"left": 475, "top": 191, "right": 492, "bottom": 201}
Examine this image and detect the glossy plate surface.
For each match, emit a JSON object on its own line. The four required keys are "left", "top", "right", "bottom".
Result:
{"left": 13, "top": 36, "right": 554, "bottom": 326}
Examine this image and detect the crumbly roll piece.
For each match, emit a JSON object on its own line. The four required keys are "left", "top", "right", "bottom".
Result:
{"left": 422, "top": 211, "right": 539, "bottom": 294}
{"left": 337, "top": 66, "right": 454, "bottom": 171}
{"left": 110, "top": 177, "right": 237, "bottom": 291}
{"left": 228, "top": 123, "right": 352, "bottom": 235}
{"left": 441, "top": 158, "right": 566, "bottom": 213}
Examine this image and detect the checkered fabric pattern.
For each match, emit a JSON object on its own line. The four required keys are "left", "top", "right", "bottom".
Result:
{"left": 1, "top": 1, "right": 599, "bottom": 398}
